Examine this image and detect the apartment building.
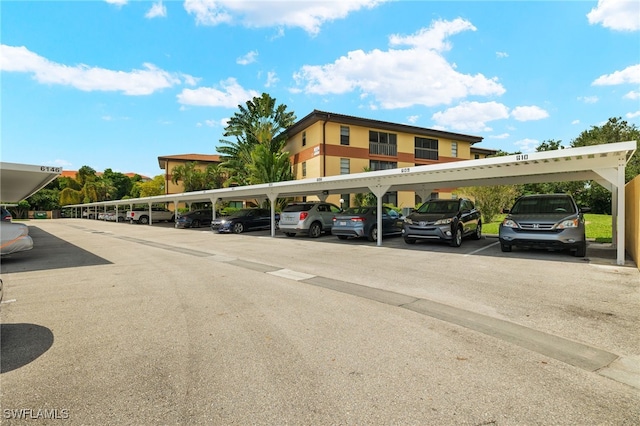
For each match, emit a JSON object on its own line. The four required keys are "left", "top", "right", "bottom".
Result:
{"left": 283, "top": 110, "right": 497, "bottom": 209}
{"left": 157, "top": 153, "right": 221, "bottom": 195}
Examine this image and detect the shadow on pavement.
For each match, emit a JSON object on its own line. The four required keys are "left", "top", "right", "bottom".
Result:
{"left": 0, "top": 323, "right": 54, "bottom": 373}
{"left": 0, "top": 226, "right": 112, "bottom": 274}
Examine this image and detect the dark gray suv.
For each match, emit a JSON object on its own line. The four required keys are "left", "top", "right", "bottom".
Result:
{"left": 499, "top": 194, "right": 590, "bottom": 257}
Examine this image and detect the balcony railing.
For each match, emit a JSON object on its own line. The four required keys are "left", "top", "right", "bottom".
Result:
{"left": 369, "top": 142, "right": 397, "bottom": 156}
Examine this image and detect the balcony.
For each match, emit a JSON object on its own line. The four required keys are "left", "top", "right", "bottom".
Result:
{"left": 369, "top": 142, "right": 397, "bottom": 157}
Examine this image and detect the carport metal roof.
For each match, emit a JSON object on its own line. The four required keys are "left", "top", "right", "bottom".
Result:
{"left": 0, "top": 162, "right": 63, "bottom": 203}
{"left": 70, "top": 141, "right": 636, "bottom": 265}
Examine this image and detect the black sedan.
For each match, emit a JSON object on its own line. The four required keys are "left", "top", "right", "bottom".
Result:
{"left": 402, "top": 198, "right": 482, "bottom": 247}
{"left": 214, "top": 208, "right": 279, "bottom": 234}
{"left": 175, "top": 209, "right": 214, "bottom": 229}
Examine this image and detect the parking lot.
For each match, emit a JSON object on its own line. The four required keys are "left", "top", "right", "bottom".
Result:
{"left": 1, "top": 219, "right": 639, "bottom": 424}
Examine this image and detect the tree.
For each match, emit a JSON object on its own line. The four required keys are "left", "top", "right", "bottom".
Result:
{"left": 247, "top": 144, "right": 293, "bottom": 185}
{"left": 60, "top": 188, "right": 82, "bottom": 205}
{"left": 171, "top": 162, "right": 206, "bottom": 192}
{"left": 218, "top": 93, "right": 296, "bottom": 186}
{"left": 135, "top": 175, "right": 165, "bottom": 198}
{"left": 459, "top": 185, "right": 521, "bottom": 223}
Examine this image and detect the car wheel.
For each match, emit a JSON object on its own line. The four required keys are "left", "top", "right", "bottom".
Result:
{"left": 337, "top": 235, "right": 348, "bottom": 240}
{"left": 367, "top": 226, "right": 377, "bottom": 242}
{"left": 473, "top": 222, "right": 482, "bottom": 240}
{"left": 139, "top": 216, "right": 149, "bottom": 225}
{"left": 285, "top": 232, "right": 296, "bottom": 237}
{"left": 450, "top": 226, "right": 462, "bottom": 247}
{"left": 309, "top": 222, "right": 322, "bottom": 238}
{"left": 573, "top": 241, "right": 587, "bottom": 257}
{"left": 501, "top": 243, "right": 512, "bottom": 252}
{"left": 192, "top": 219, "right": 201, "bottom": 228}
{"left": 403, "top": 237, "right": 416, "bottom": 244}
{"left": 232, "top": 222, "right": 244, "bottom": 234}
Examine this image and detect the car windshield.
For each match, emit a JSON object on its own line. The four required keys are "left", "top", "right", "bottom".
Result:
{"left": 416, "top": 201, "right": 459, "bottom": 214}
{"left": 511, "top": 197, "right": 577, "bottom": 214}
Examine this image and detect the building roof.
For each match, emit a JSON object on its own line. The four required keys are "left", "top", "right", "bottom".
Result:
{"left": 286, "top": 110, "right": 485, "bottom": 145}
{"left": 158, "top": 154, "right": 222, "bottom": 169}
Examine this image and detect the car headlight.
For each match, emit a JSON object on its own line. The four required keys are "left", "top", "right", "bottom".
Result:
{"left": 557, "top": 218, "right": 579, "bottom": 229}
{"left": 434, "top": 218, "right": 452, "bottom": 225}
{"left": 404, "top": 218, "right": 413, "bottom": 224}
{"left": 501, "top": 219, "right": 518, "bottom": 228}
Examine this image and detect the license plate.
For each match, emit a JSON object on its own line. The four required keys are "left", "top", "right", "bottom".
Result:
{"left": 339, "top": 221, "right": 346, "bottom": 226}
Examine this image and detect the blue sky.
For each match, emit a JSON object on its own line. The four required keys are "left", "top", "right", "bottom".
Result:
{"left": 2, "top": 0, "right": 639, "bottom": 178}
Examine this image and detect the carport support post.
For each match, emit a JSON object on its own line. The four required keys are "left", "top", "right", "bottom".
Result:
{"left": 147, "top": 203, "right": 152, "bottom": 225}
{"left": 369, "top": 183, "right": 391, "bottom": 247}
{"left": 266, "top": 191, "right": 279, "bottom": 237}
{"left": 173, "top": 200, "right": 179, "bottom": 223}
{"left": 616, "top": 158, "right": 626, "bottom": 266}
{"left": 210, "top": 197, "right": 219, "bottom": 219}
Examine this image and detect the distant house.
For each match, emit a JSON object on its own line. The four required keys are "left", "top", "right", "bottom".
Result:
{"left": 157, "top": 154, "right": 222, "bottom": 195}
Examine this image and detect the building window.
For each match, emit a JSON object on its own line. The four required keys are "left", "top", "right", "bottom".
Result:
{"left": 415, "top": 137, "right": 438, "bottom": 160}
{"left": 340, "top": 158, "right": 350, "bottom": 175}
{"left": 369, "top": 160, "right": 397, "bottom": 171}
{"left": 382, "top": 191, "right": 397, "bottom": 206}
{"left": 302, "top": 161, "right": 306, "bottom": 177}
{"left": 369, "top": 131, "right": 397, "bottom": 156}
{"left": 302, "top": 131, "right": 306, "bottom": 147}
{"left": 474, "top": 154, "right": 480, "bottom": 159}
{"left": 451, "top": 142, "right": 458, "bottom": 158}
{"left": 340, "top": 126, "right": 350, "bottom": 146}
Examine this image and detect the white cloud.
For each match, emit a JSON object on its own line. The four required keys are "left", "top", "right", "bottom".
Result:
{"left": 432, "top": 101, "right": 510, "bottom": 132}
{"left": 265, "top": 71, "right": 278, "bottom": 88}
{"left": 572, "top": 119, "right": 581, "bottom": 125}
{"left": 237, "top": 50, "right": 258, "bottom": 65}
{"left": 406, "top": 115, "right": 419, "bottom": 124}
{"left": 292, "top": 19, "right": 505, "bottom": 109}
{"left": 489, "top": 133, "right": 510, "bottom": 139}
{"left": 105, "top": 0, "right": 128, "bottom": 6}
{"left": 592, "top": 64, "right": 640, "bottom": 85}
{"left": 511, "top": 105, "right": 549, "bottom": 121}
{"left": 496, "top": 51, "right": 508, "bottom": 59}
{"left": 587, "top": 0, "right": 640, "bottom": 31}
{"left": 0, "top": 45, "right": 191, "bottom": 95}
{"left": 177, "top": 77, "right": 259, "bottom": 107}
{"left": 577, "top": 96, "right": 599, "bottom": 104}
{"left": 146, "top": 1, "right": 167, "bottom": 19}
{"left": 183, "top": 0, "right": 385, "bottom": 35}
{"left": 626, "top": 111, "right": 640, "bottom": 119}
{"left": 513, "top": 138, "right": 540, "bottom": 153}
{"left": 624, "top": 90, "right": 640, "bottom": 100}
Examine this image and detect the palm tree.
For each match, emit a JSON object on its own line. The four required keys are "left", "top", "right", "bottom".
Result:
{"left": 218, "top": 93, "right": 296, "bottom": 186}
{"left": 171, "top": 162, "right": 206, "bottom": 192}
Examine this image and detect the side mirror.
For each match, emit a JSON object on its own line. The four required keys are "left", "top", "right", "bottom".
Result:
{"left": 502, "top": 208, "right": 510, "bottom": 214}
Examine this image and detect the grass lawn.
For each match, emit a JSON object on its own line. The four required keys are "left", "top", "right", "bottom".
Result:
{"left": 483, "top": 213, "right": 612, "bottom": 242}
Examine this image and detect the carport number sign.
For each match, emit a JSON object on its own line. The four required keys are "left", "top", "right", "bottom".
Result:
{"left": 40, "top": 166, "right": 62, "bottom": 172}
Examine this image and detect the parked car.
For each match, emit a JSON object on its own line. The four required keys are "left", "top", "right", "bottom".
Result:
{"left": 214, "top": 208, "right": 279, "bottom": 234}
{"left": 127, "top": 207, "right": 175, "bottom": 224}
{"left": 1, "top": 207, "right": 12, "bottom": 222}
{"left": 402, "top": 198, "right": 482, "bottom": 247}
{"left": 0, "top": 222, "right": 33, "bottom": 255}
{"left": 279, "top": 202, "right": 342, "bottom": 238}
{"left": 105, "top": 210, "right": 127, "bottom": 222}
{"left": 331, "top": 206, "right": 403, "bottom": 241}
{"left": 499, "top": 194, "right": 589, "bottom": 257}
{"left": 175, "top": 209, "right": 214, "bottom": 229}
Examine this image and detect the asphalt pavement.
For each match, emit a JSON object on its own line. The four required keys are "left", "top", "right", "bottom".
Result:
{"left": 1, "top": 219, "right": 638, "bottom": 425}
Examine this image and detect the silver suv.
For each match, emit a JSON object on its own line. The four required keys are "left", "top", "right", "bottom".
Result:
{"left": 279, "top": 202, "right": 342, "bottom": 238}
{"left": 499, "top": 194, "right": 590, "bottom": 257}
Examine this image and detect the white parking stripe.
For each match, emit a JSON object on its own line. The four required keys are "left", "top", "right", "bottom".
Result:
{"left": 267, "top": 269, "right": 316, "bottom": 281}
{"left": 464, "top": 240, "right": 500, "bottom": 256}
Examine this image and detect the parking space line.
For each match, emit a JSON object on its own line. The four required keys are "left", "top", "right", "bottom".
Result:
{"left": 268, "top": 269, "right": 316, "bottom": 281}
{"left": 464, "top": 240, "right": 500, "bottom": 256}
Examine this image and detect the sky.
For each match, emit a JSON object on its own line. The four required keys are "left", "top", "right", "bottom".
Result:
{"left": 1, "top": 0, "right": 639, "bottom": 179}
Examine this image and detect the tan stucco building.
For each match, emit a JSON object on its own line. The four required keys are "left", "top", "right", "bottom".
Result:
{"left": 157, "top": 154, "right": 221, "bottom": 195}
{"left": 283, "top": 110, "right": 497, "bottom": 209}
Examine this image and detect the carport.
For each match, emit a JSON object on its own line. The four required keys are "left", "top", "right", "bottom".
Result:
{"left": 0, "top": 162, "right": 63, "bottom": 203}
{"left": 69, "top": 141, "right": 636, "bottom": 265}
